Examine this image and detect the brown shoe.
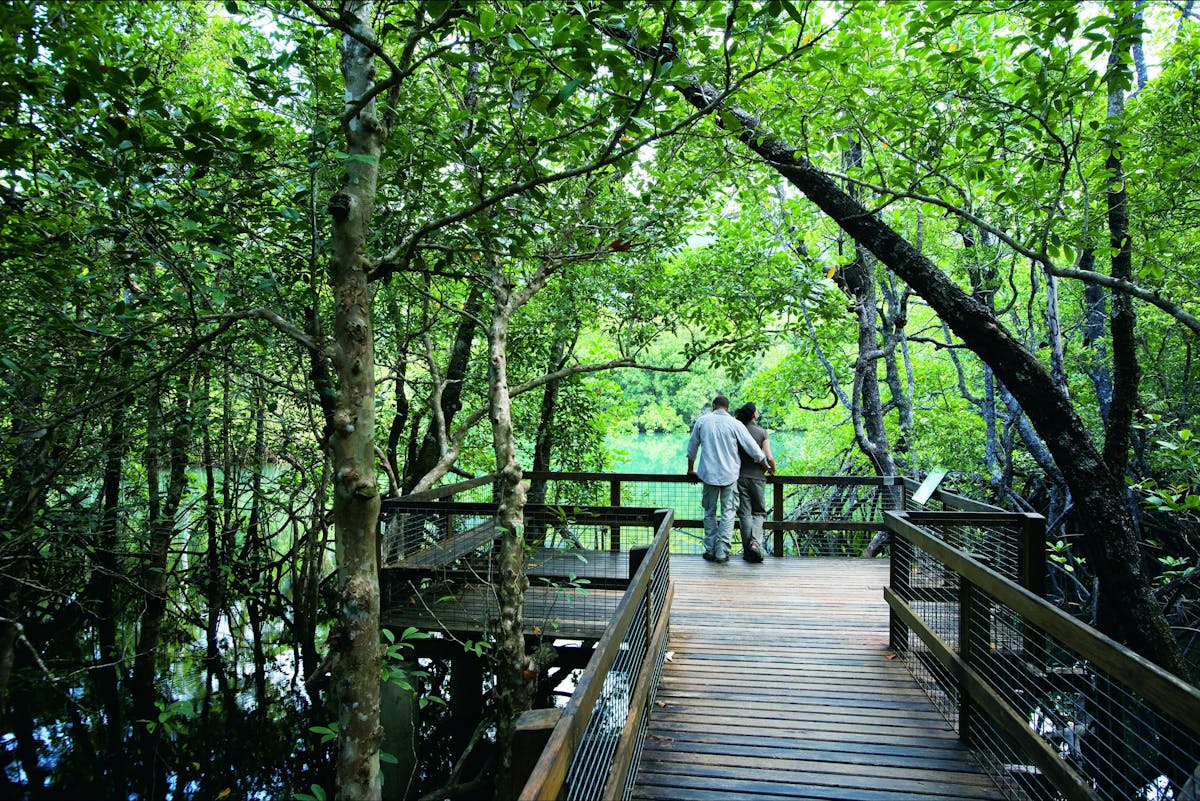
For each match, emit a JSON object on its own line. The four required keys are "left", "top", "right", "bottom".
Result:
{"left": 744, "top": 542, "right": 763, "bottom": 563}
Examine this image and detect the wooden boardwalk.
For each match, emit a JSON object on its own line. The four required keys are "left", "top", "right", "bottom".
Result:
{"left": 631, "top": 556, "right": 1004, "bottom": 801}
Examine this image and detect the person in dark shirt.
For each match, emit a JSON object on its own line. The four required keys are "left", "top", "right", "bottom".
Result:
{"left": 734, "top": 402, "right": 775, "bottom": 562}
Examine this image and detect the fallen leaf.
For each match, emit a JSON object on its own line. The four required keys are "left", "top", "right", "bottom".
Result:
{"left": 655, "top": 700, "right": 667, "bottom": 708}
{"left": 664, "top": 651, "right": 674, "bottom": 662}
{"left": 885, "top": 652, "right": 897, "bottom": 660}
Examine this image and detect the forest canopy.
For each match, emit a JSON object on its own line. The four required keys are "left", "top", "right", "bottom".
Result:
{"left": 2, "top": 1, "right": 1199, "bottom": 799}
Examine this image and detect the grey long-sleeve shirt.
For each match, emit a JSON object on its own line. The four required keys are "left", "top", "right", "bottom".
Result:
{"left": 686, "top": 409, "right": 767, "bottom": 486}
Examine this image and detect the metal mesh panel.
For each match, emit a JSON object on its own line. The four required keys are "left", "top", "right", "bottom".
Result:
{"left": 380, "top": 503, "right": 662, "bottom": 640}
{"left": 781, "top": 481, "right": 897, "bottom": 557}
{"left": 563, "top": 527, "right": 671, "bottom": 801}
{"left": 891, "top": 521, "right": 1200, "bottom": 801}
{"left": 537, "top": 476, "right": 706, "bottom": 554}
{"left": 966, "top": 587, "right": 1200, "bottom": 801}
{"left": 936, "top": 520, "right": 1023, "bottom": 585}
{"left": 380, "top": 504, "right": 493, "bottom": 564}
{"left": 527, "top": 473, "right": 907, "bottom": 558}
{"left": 892, "top": 533, "right": 961, "bottom": 725}
{"left": 565, "top": 599, "right": 646, "bottom": 800}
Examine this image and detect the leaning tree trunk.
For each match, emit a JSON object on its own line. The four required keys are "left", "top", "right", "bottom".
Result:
{"left": 327, "top": 2, "right": 386, "bottom": 797}
{"left": 670, "top": 79, "right": 1188, "bottom": 677}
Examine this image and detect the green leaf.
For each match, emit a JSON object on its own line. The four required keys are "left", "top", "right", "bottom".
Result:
{"left": 479, "top": 6, "right": 495, "bottom": 31}
{"left": 557, "top": 77, "right": 584, "bottom": 102}
{"left": 780, "top": 0, "right": 805, "bottom": 24}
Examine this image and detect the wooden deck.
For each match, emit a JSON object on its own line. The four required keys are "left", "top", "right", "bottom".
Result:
{"left": 631, "top": 556, "right": 1004, "bottom": 801}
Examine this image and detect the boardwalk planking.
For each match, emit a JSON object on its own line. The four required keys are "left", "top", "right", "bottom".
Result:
{"left": 631, "top": 556, "right": 1004, "bottom": 801}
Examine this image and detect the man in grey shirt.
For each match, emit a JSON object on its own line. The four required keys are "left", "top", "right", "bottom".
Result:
{"left": 686, "top": 395, "right": 769, "bottom": 562}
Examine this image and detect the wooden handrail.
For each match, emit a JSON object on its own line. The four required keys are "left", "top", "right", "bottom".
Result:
{"left": 884, "top": 586, "right": 1101, "bottom": 801}
{"left": 887, "top": 509, "right": 1200, "bottom": 801}
{"left": 886, "top": 511, "right": 1200, "bottom": 738}
{"left": 518, "top": 508, "right": 674, "bottom": 801}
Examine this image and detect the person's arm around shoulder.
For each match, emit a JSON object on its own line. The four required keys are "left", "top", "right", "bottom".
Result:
{"left": 734, "top": 419, "right": 768, "bottom": 467}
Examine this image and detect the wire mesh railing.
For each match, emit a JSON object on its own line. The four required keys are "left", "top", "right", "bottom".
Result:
{"left": 886, "top": 511, "right": 1200, "bottom": 801}
{"left": 387, "top": 472, "right": 1018, "bottom": 556}
{"left": 379, "top": 500, "right": 666, "bottom": 640}
{"left": 530, "top": 472, "right": 913, "bottom": 558}
{"left": 387, "top": 471, "right": 918, "bottom": 558}
{"left": 519, "top": 509, "right": 674, "bottom": 801}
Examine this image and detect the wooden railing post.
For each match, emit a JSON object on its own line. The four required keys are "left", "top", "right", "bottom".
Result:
{"left": 628, "top": 544, "right": 655, "bottom": 661}
{"left": 893, "top": 475, "right": 908, "bottom": 511}
{"left": 609, "top": 479, "right": 621, "bottom": 552}
{"left": 511, "top": 708, "right": 563, "bottom": 800}
{"left": 1018, "top": 512, "right": 1046, "bottom": 599}
{"left": 887, "top": 516, "right": 910, "bottom": 652}
{"left": 1017, "top": 512, "right": 1049, "bottom": 674}
{"left": 628, "top": 545, "right": 649, "bottom": 579}
{"left": 772, "top": 480, "right": 784, "bottom": 557}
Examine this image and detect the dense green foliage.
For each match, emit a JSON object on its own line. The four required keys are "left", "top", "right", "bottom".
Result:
{"left": 2, "top": 1, "right": 1199, "bottom": 798}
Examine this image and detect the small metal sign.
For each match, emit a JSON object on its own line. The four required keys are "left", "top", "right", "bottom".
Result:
{"left": 911, "top": 467, "right": 948, "bottom": 505}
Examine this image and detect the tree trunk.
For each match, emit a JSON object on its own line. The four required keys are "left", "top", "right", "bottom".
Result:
{"left": 94, "top": 397, "right": 128, "bottom": 794}
{"left": 328, "top": 2, "right": 386, "bottom": 797}
{"left": 526, "top": 330, "right": 574, "bottom": 545}
{"left": 405, "top": 284, "right": 484, "bottom": 493}
{"left": 1102, "top": 37, "right": 1139, "bottom": 480}
{"left": 878, "top": 273, "right": 915, "bottom": 471}
{"left": 673, "top": 80, "right": 1188, "bottom": 676}
{"left": 487, "top": 266, "right": 534, "bottom": 801}
{"left": 1044, "top": 268, "right": 1070, "bottom": 396}
{"left": 200, "top": 371, "right": 231, "bottom": 718}
{"left": 1082, "top": 252, "right": 1115, "bottom": 424}
{"left": 244, "top": 383, "right": 270, "bottom": 710}
{"left": 133, "top": 376, "right": 192, "bottom": 801}
{"left": 296, "top": 468, "right": 331, "bottom": 704}
{"left": 963, "top": 229, "right": 1008, "bottom": 494}
{"left": 0, "top": 383, "right": 49, "bottom": 716}
{"left": 839, "top": 140, "right": 895, "bottom": 481}
{"left": 386, "top": 348, "right": 409, "bottom": 496}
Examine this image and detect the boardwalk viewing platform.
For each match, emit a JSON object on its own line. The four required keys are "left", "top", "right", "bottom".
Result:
{"left": 634, "top": 556, "right": 1002, "bottom": 801}
{"left": 378, "top": 473, "right": 1200, "bottom": 801}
